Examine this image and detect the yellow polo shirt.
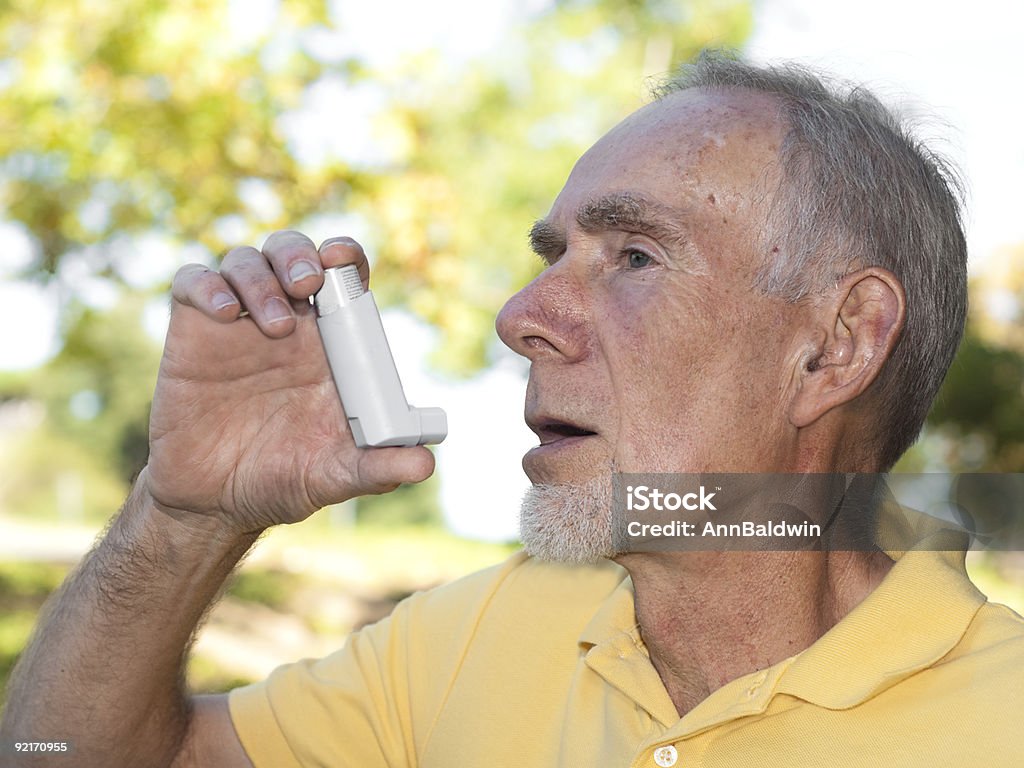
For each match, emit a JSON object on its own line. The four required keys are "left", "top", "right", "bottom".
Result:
{"left": 229, "top": 546, "right": 1024, "bottom": 767}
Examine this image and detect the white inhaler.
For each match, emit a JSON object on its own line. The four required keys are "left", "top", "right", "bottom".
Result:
{"left": 313, "top": 265, "right": 447, "bottom": 448}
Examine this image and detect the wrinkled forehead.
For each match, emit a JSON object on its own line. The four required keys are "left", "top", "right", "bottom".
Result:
{"left": 551, "top": 88, "right": 786, "bottom": 219}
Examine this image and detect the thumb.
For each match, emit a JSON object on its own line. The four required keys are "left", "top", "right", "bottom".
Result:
{"left": 354, "top": 446, "right": 436, "bottom": 495}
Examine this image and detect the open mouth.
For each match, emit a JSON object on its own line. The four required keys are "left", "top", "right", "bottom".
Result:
{"left": 535, "top": 421, "right": 598, "bottom": 445}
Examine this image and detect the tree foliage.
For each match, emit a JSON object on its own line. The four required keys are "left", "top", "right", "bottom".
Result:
{"left": 916, "top": 245, "right": 1024, "bottom": 472}
{"left": 0, "top": 0, "right": 752, "bottom": 521}
{"left": 0, "top": 0, "right": 337, "bottom": 274}
{"left": 1, "top": 0, "right": 752, "bottom": 368}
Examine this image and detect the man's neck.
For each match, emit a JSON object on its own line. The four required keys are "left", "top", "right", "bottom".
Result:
{"left": 617, "top": 549, "right": 894, "bottom": 717}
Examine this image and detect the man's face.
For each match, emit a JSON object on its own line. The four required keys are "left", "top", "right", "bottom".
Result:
{"left": 498, "top": 88, "right": 807, "bottom": 493}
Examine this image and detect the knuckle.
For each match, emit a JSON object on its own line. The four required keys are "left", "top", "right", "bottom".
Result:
{"left": 229, "top": 264, "right": 285, "bottom": 301}
{"left": 220, "top": 245, "right": 263, "bottom": 270}
{"left": 171, "top": 264, "right": 211, "bottom": 297}
{"left": 264, "top": 229, "right": 314, "bottom": 250}
{"left": 173, "top": 262, "right": 207, "bottom": 282}
{"left": 195, "top": 269, "right": 226, "bottom": 294}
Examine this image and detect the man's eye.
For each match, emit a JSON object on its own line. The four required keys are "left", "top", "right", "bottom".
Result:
{"left": 626, "top": 250, "right": 653, "bottom": 268}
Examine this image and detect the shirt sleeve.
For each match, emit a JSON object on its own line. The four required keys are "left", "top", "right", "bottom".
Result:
{"left": 227, "top": 552, "right": 532, "bottom": 768}
{"left": 228, "top": 596, "right": 415, "bottom": 768}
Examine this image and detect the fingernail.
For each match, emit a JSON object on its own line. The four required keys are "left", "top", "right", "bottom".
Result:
{"left": 212, "top": 292, "right": 238, "bottom": 311}
{"left": 288, "top": 260, "right": 319, "bottom": 283}
{"left": 322, "top": 236, "right": 358, "bottom": 248}
{"left": 263, "top": 296, "right": 294, "bottom": 324}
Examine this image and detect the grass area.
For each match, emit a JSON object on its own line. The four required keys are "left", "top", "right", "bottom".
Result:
{"left": 0, "top": 562, "right": 70, "bottom": 603}
{"left": 227, "top": 568, "right": 304, "bottom": 612}
{"left": 251, "top": 514, "right": 520, "bottom": 588}
{"left": 187, "top": 654, "right": 258, "bottom": 695}
{"left": 0, "top": 562, "right": 71, "bottom": 705}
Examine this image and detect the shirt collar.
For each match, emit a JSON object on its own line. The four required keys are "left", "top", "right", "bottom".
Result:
{"left": 578, "top": 575, "right": 683, "bottom": 727}
{"left": 774, "top": 544, "right": 985, "bottom": 709}
{"left": 576, "top": 538, "right": 986, "bottom": 723}
{"left": 578, "top": 573, "right": 635, "bottom": 651}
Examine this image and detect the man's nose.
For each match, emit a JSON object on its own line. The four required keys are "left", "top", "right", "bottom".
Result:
{"left": 495, "top": 263, "right": 589, "bottom": 362}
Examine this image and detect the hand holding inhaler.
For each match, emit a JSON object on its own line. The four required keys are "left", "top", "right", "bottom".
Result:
{"left": 314, "top": 265, "right": 447, "bottom": 448}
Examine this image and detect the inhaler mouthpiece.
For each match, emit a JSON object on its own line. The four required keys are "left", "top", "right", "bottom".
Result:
{"left": 314, "top": 265, "right": 447, "bottom": 448}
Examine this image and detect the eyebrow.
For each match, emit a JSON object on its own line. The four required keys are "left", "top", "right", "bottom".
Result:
{"left": 528, "top": 192, "right": 694, "bottom": 265}
{"left": 528, "top": 219, "right": 567, "bottom": 265}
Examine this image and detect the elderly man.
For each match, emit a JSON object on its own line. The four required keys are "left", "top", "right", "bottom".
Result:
{"left": 3, "top": 52, "right": 1022, "bottom": 767}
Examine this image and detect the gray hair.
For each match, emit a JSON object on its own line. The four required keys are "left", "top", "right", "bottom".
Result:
{"left": 654, "top": 50, "right": 968, "bottom": 470}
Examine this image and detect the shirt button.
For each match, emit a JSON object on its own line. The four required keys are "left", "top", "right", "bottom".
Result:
{"left": 653, "top": 745, "right": 678, "bottom": 767}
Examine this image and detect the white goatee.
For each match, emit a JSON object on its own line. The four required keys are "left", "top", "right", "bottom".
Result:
{"left": 519, "top": 476, "right": 616, "bottom": 563}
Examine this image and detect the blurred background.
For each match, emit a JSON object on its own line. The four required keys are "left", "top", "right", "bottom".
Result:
{"left": 1, "top": 0, "right": 1022, "bottom": 700}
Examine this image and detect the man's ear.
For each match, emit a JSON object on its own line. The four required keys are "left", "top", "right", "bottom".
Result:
{"left": 789, "top": 267, "right": 906, "bottom": 428}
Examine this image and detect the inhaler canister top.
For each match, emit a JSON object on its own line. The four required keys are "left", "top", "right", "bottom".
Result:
{"left": 313, "top": 265, "right": 365, "bottom": 316}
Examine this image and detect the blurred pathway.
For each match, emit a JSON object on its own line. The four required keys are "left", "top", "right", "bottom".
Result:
{"left": 0, "top": 514, "right": 99, "bottom": 562}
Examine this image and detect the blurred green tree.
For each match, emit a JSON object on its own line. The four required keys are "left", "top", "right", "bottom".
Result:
{"left": 0, "top": 297, "right": 160, "bottom": 522}
{"left": 914, "top": 245, "right": 1024, "bottom": 471}
{"left": 0, "top": 0, "right": 753, "bottom": 523}
{"left": 1, "top": 0, "right": 751, "bottom": 368}
{"left": 0, "top": 0, "right": 334, "bottom": 271}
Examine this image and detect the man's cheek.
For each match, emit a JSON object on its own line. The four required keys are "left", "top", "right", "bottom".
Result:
{"left": 613, "top": 419, "right": 698, "bottom": 473}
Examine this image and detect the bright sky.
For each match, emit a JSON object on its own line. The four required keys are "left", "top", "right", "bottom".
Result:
{"left": 748, "top": 0, "right": 1024, "bottom": 262}
{"left": 2, "top": 0, "right": 1020, "bottom": 539}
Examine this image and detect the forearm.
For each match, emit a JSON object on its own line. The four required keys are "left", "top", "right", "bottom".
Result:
{"left": 0, "top": 470, "right": 259, "bottom": 767}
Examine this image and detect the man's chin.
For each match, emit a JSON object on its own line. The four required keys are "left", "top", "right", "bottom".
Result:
{"left": 518, "top": 479, "right": 617, "bottom": 564}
